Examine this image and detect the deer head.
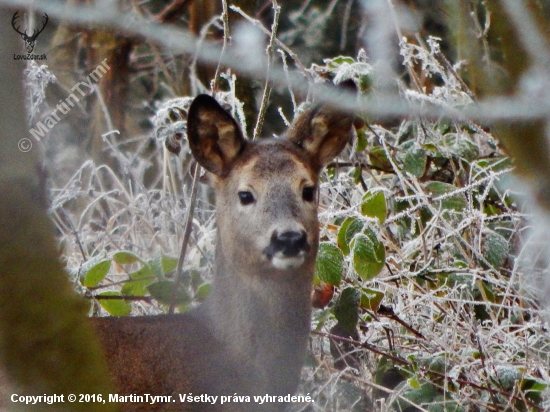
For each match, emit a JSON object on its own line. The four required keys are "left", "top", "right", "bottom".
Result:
{"left": 186, "top": 92, "right": 354, "bottom": 280}
{"left": 11, "top": 11, "right": 49, "bottom": 54}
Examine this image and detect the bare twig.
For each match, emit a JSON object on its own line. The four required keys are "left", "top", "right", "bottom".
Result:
{"left": 169, "top": 163, "right": 200, "bottom": 314}
{"left": 277, "top": 48, "right": 297, "bottom": 112}
{"left": 211, "top": 0, "right": 230, "bottom": 93}
{"left": 90, "top": 295, "right": 153, "bottom": 302}
{"left": 252, "top": 0, "right": 280, "bottom": 140}
{"left": 229, "top": 4, "right": 312, "bottom": 81}
{"left": 156, "top": 0, "right": 192, "bottom": 23}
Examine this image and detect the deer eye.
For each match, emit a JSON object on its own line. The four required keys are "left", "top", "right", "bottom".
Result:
{"left": 302, "top": 186, "right": 316, "bottom": 202}
{"left": 238, "top": 191, "right": 255, "bottom": 206}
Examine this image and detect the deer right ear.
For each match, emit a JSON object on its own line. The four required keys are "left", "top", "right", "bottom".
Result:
{"left": 187, "top": 95, "right": 247, "bottom": 177}
{"left": 285, "top": 81, "right": 357, "bottom": 169}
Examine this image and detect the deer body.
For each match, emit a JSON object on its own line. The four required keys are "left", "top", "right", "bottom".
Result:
{"left": 92, "top": 93, "right": 355, "bottom": 411}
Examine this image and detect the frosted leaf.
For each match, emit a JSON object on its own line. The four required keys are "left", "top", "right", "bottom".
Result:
{"left": 333, "top": 62, "right": 373, "bottom": 85}
{"left": 492, "top": 366, "right": 522, "bottom": 390}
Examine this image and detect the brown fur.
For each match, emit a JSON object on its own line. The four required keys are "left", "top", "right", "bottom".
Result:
{"left": 92, "top": 93, "right": 355, "bottom": 411}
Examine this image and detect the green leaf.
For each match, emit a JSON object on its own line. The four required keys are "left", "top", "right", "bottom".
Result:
{"left": 443, "top": 133, "right": 479, "bottom": 161}
{"left": 427, "top": 355, "right": 447, "bottom": 374}
{"left": 121, "top": 278, "right": 153, "bottom": 297}
{"left": 82, "top": 259, "right": 111, "bottom": 288}
{"left": 361, "top": 190, "right": 387, "bottom": 223}
{"left": 315, "top": 243, "right": 344, "bottom": 286}
{"left": 482, "top": 230, "right": 509, "bottom": 269}
{"left": 521, "top": 377, "right": 548, "bottom": 403}
{"left": 147, "top": 280, "right": 190, "bottom": 305}
{"left": 401, "top": 384, "right": 437, "bottom": 407}
{"left": 493, "top": 366, "right": 521, "bottom": 391}
{"left": 112, "top": 251, "right": 141, "bottom": 265}
{"left": 401, "top": 144, "right": 427, "bottom": 177}
{"left": 436, "top": 120, "right": 451, "bottom": 134}
{"left": 424, "top": 181, "right": 467, "bottom": 212}
{"left": 337, "top": 218, "right": 365, "bottom": 255}
{"left": 360, "top": 288, "right": 384, "bottom": 311}
{"left": 337, "top": 219, "right": 353, "bottom": 255}
{"left": 120, "top": 264, "right": 156, "bottom": 296}
{"left": 161, "top": 256, "right": 178, "bottom": 274}
{"left": 129, "top": 264, "right": 155, "bottom": 279}
{"left": 334, "top": 287, "right": 360, "bottom": 335}
{"left": 473, "top": 156, "right": 514, "bottom": 174}
{"left": 522, "top": 377, "right": 548, "bottom": 392}
{"left": 351, "top": 229, "right": 385, "bottom": 281}
{"left": 368, "top": 146, "right": 393, "bottom": 172}
{"left": 326, "top": 56, "right": 355, "bottom": 67}
{"left": 358, "top": 73, "right": 373, "bottom": 92}
{"left": 98, "top": 291, "right": 131, "bottom": 316}
{"left": 408, "top": 376, "right": 421, "bottom": 389}
{"left": 149, "top": 258, "right": 164, "bottom": 278}
{"left": 356, "top": 127, "right": 368, "bottom": 152}
{"left": 374, "top": 357, "right": 405, "bottom": 388}
{"left": 352, "top": 165, "right": 363, "bottom": 185}
{"left": 195, "top": 283, "right": 211, "bottom": 301}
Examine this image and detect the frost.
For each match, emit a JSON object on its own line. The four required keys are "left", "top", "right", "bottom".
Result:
{"left": 24, "top": 61, "right": 56, "bottom": 122}
{"left": 332, "top": 62, "right": 370, "bottom": 83}
{"left": 151, "top": 97, "right": 193, "bottom": 152}
{"left": 400, "top": 36, "right": 444, "bottom": 77}
{"left": 492, "top": 366, "right": 522, "bottom": 390}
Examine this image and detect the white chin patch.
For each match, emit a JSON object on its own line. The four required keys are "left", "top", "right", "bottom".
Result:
{"left": 271, "top": 254, "right": 305, "bottom": 270}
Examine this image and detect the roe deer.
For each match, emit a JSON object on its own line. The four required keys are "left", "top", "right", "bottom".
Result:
{"left": 91, "top": 91, "right": 356, "bottom": 411}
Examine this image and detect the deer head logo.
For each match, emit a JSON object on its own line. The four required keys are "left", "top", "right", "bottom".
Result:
{"left": 11, "top": 11, "right": 49, "bottom": 54}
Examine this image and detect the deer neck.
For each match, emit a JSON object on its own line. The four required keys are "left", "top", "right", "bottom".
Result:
{"left": 197, "top": 242, "right": 314, "bottom": 393}
{"left": 206, "top": 248, "right": 313, "bottom": 347}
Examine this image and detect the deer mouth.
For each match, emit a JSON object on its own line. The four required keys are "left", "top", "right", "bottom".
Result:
{"left": 271, "top": 253, "right": 306, "bottom": 270}
{"left": 263, "top": 230, "right": 310, "bottom": 270}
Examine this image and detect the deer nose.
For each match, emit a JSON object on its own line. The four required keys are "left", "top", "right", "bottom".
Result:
{"left": 270, "top": 230, "right": 309, "bottom": 257}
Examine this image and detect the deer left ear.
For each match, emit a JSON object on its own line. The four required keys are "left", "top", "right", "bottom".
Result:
{"left": 187, "top": 95, "right": 247, "bottom": 177}
{"left": 286, "top": 104, "right": 355, "bottom": 169}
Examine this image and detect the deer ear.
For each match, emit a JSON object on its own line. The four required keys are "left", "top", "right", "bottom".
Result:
{"left": 286, "top": 81, "right": 357, "bottom": 168}
{"left": 187, "top": 95, "right": 247, "bottom": 177}
{"left": 286, "top": 104, "right": 354, "bottom": 169}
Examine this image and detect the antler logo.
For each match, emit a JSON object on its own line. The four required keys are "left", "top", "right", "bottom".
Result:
{"left": 11, "top": 11, "right": 49, "bottom": 54}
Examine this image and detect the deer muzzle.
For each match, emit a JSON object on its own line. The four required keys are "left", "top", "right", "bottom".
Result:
{"left": 263, "top": 229, "right": 310, "bottom": 270}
